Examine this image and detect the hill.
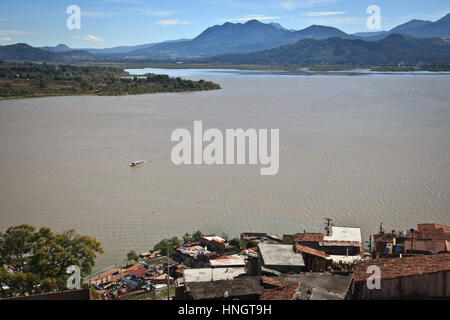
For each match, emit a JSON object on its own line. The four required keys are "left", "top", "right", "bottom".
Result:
{"left": 0, "top": 43, "right": 95, "bottom": 62}
{"left": 125, "top": 20, "right": 354, "bottom": 59}
{"left": 203, "top": 34, "right": 450, "bottom": 66}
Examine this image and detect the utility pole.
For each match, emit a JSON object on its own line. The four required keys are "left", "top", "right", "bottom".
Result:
{"left": 167, "top": 239, "right": 170, "bottom": 300}
{"left": 324, "top": 218, "right": 333, "bottom": 236}
{"left": 379, "top": 222, "right": 385, "bottom": 234}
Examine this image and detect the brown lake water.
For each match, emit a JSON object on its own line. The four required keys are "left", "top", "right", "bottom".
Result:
{"left": 1, "top": 70, "right": 450, "bottom": 272}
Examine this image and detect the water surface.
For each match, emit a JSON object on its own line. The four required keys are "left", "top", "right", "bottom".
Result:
{"left": 1, "top": 70, "right": 450, "bottom": 272}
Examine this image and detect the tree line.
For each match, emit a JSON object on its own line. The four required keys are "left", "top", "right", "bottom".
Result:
{"left": 0, "top": 62, "right": 221, "bottom": 99}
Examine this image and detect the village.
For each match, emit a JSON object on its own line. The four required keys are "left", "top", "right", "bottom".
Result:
{"left": 84, "top": 220, "right": 450, "bottom": 300}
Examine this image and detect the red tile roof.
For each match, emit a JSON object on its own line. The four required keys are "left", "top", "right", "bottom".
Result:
{"left": 130, "top": 268, "right": 150, "bottom": 278}
{"left": 125, "top": 263, "right": 143, "bottom": 272}
{"left": 149, "top": 274, "right": 173, "bottom": 280}
{"left": 261, "top": 276, "right": 286, "bottom": 288}
{"left": 260, "top": 283, "right": 300, "bottom": 300}
{"left": 294, "top": 244, "right": 329, "bottom": 258}
{"left": 417, "top": 223, "right": 450, "bottom": 241}
{"left": 353, "top": 253, "right": 450, "bottom": 282}
{"left": 293, "top": 233, "right": 324, "bottom": 242}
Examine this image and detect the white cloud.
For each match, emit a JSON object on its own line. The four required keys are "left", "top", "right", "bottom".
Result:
{"left": 73, "top": 35, "right": 104, "bottom": 42}
{"left": 82, "top": 11, "right": 114, "bottom": 19}
{"left": 0, "top": 37, "right": 12, "bottom": 41}
{"left": 281, "top": 1, "right": 300, "bottom": 10}
{"left": 308, "top": 16, "right": 366, "bottom": 26}
{"left": 0, "top": 29, "right": 36, "bottom": 36}
{"left": 281, "top": 0, "right": 343, "bottom": 10}
{"left": 156, "top": 19, "right": 191, "bottom": 26}
{"left": 222, "top": 15, "right": 280, "bottom": 22}
{"left": 145, "top": 10, "right": 172, "bottom": 17}
{"left": 305, "top": 11, "right": 347, "bottom": 17}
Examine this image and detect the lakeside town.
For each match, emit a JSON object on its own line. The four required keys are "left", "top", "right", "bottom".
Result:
{"left": 13, "top": 220, "right": 446, "bottom": 301}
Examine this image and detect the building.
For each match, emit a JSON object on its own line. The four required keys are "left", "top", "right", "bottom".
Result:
{"left": 260, "top": 283, "right": 300, "bottom": 300}
{"left": 183, "top": 267, "right": 247, "bottom": 283}
{"left": 293, "top": 244, "right": 330, "bottom": 272}
{"left": 183, "top": 277, "right": 264, "bottom": 300}
{"left": 351, "top": 253, "right": 450, "bottom": 299}
{"left": 200, "top": 235, "right": 237, "bottom": 254}
{"left": 209, "top": 254, "right": 246, "bottom": 268}
{"left": 175, "top": 267, "right": 249, "bottom": 300}
{"left": 373, "top": 223, "right": 450, "bottom": 258}
{"left": 1, "top": 288, "right": 93, "bottom": 300}
{"left": 257, "top": 243, "right": 305, "bottom": 274}
{"left": 260, "top": 273, "right": 353, "bottom": 300}
{"left": 293, "top": 226, "right": 363, "bottom": 266}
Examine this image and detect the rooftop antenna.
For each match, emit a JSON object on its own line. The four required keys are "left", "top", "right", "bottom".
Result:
{"left": 324, "top": 218, "right": 333, "bottom": 236}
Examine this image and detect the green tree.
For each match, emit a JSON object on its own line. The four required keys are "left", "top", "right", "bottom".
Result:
{"left": 127, "top": 250, "right": 139, "bottom": 264}
{"left": 191, "top": 230, "right": 203, "bottom": 242}
{"left": 182, "top": 233, "right": 192, "bottom": 244}
{"left": 0, "top": 224, "right": 103, "bottom": 298}
{"left": 230, "top": 238, "right": 241, "bottom": 248}
{"left": 153, "top": 237, "right": 181, "bottom": 256}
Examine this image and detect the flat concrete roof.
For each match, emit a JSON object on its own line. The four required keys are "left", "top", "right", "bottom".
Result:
{"left": 258, "top": 243, "right": 305, "bottom": 267}
{"left": 183, "top": 267, "right": 246, "bottom": 283}
{"left": 209, "top": 255, "right": 246, "bottom": 267}
{"left": 324, "top": 226, "right": 362, "bottom": 242}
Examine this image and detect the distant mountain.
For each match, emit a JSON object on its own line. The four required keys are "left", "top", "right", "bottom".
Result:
{"left": 355, "top": 14, "right": 450, "bottom": 41}
{"left": 125, "top": 20, "right": 354, "bottom": 59}
{"left": 292, "top": 25, "right": 354, "bottom": 40}
{"left": 0, "top": 43, "right": 59, "bottom": 61}
{"left": 204, "top": 34, "right": 450, "bottom": 66}
{"left": 40, "top": 44, "right": 73, "bottom": 52}
{"left": 353, "top": 31, "right": 388, "bottom": 37}
{"left": 0, "top": 43, "right": 94, "bottom": 62}
{"left": 389, "top": 19, "right": 432, "bottom": 34}
{"left": 394, "top": 14, "right": 450, "bottom": 38}
{"left": 269, "top": 22, "right": 294, "bottom": 32}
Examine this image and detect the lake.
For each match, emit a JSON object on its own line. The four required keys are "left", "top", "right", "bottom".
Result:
{"left": 1, "top": 68, "right": 450, "bottom": 272}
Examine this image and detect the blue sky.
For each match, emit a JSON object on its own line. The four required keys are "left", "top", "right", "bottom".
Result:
{"left": 1, "top": 0, "right": 449, "bottom": 48}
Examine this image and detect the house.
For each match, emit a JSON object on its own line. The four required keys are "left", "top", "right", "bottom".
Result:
{"left": 209, "top": 254, "right": 246, "bottom": 268}
{"left": 241, "top": 232, "right": 282, "bottom": 244}
{"left": 351, "top": 253, "right": 450, "bottom": 299}
{"left": 260, "top": 273, "right": 353, "bottom": 300}
{"left": 293, "top": 226, "right": 363, "bottom": 266}
{"left": 183, "top": 267, "right": 247, "bottom": 283}
{"left": 260, "top": 283, "right": 300, "bottom": 300}
{"left": 86, "top": 268, "right": 120, "bottom": 287}
{"left": 175, "top": 267, "right": 249, "bottom": 300}
{"left": 183, "top": 277, "right": 264, "bottom": 300}
{"left": 257, "top": 243, "right": 305, "bottom": 274}
{"left": 373, "top": 223, "right": 450, "bottom": 258}
{"left": 200, "top": 235, "right": 237, "bottom": 254}
{"left": 241, "top": 232, "right": 267, "bottom": 241}
{"left": 279, "top": 273, "right": 353, "bottom": 300}
{"left": 293, "top": 244, "right": 330, "bottom": 272}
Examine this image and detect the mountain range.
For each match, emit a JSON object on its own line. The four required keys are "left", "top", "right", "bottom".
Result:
{"left": 203, "top": 34, "right": 450, "bottom": 66}
{"left": 33, "top": 13, "right": 450, "bottom": 59}
{"left": 1, "top": 13, "right": 449, "bottom": 65}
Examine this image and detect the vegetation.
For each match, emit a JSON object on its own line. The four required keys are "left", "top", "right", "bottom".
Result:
{"left": 126, "top": 250, "right": 139, "bottom": 264}
{"left": 0, "top": 61, "right": 221, "bottom": 99}
{"left": 152, "top": 237, "right": 182, "bottom": 256}
{"left": 204, "top": 34, "right": 450, "bottom": 67}
{"left": 0, "top": 224, "right": 103, "bottom": 298}
{"left": 181, "top": 230, "right": 203, "bottom": 244}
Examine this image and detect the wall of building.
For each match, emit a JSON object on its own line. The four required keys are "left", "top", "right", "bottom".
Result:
{"left": 353, "top": 270, "right": 450, "bottom": 299}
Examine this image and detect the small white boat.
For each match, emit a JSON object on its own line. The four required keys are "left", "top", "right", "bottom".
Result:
{"left": 130, "top": 160, "right": 144, "bottom": 167}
